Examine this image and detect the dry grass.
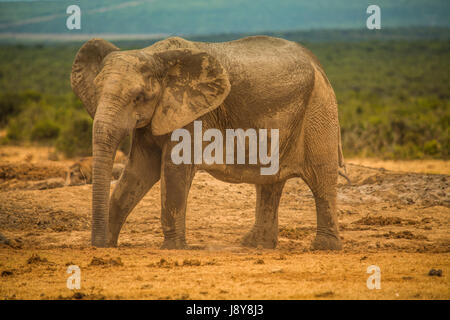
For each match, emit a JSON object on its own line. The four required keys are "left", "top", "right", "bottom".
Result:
{"left": 347, "top": 158, "right": 450, "bottom": 175}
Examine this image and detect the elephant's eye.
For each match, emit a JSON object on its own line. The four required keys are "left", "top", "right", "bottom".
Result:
{"left": 133, "top": 93, "right": 145, "bottom": 104}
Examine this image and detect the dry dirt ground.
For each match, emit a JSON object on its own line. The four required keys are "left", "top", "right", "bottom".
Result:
{"left": 0, "top": 146, "right": 449, "bottom": 300}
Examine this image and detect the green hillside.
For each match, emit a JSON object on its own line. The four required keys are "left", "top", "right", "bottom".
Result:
{"left": 1, "top": 28, "right": 448, "bottom": 159}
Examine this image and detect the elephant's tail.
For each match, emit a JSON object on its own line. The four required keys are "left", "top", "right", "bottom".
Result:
{"left": 338, "top": 125, "right": 345, "bottom": 169}
{"left": 338, "top": 126, "right": 351, "bottom": 184}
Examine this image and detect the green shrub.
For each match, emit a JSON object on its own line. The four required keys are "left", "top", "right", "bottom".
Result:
{"left": 423, "top": 139, "right": 441, "bottom": 156}
{"left": 30, "top": 120, "right": 60, "bottom": 141}
{"left": 0, "top": 93, "right": 24, "bottom": 127}
{"left": 56, "top": 116, "right": 92, "bottom": 158}
{"left": 5, "top": 118, "right": 24, "bottom": 141}
{"left": 0, "top": 91, "right": 43, "bottom": 127}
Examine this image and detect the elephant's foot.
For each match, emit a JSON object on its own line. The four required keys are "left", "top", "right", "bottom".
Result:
{"left": 106, "top": 238, "right": 118, "bottom": 247}
{"left": 160, "top": 238, "right": 188, "bottom": 250}
{"left": 311, "top": 233, "right": 342, "bottom": 251}
{"left": 241, "top": 227, "right": 277, "bottom": 249}
{"left": 91, "top": 240, "right": 111, "bottom": 248}
{"left": 92, "top": 234, "right": 116, "bottom": 248}
{"left": 106, "top": 229, "right": 119, "bottom": 247}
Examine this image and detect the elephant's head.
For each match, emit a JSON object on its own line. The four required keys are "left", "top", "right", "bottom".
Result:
{"left": 71, "top": 38, "right": 230, "bottom": 247}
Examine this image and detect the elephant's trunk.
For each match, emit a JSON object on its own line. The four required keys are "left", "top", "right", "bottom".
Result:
{"left": 91, "top": 106, "right": 128, "bottom": 247}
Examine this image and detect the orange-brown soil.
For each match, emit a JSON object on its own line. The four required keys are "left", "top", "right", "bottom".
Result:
{"left": 0, "top": 147, "right": 448, "bottom": 299}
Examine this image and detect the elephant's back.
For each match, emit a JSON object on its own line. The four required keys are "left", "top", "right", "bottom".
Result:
{"left": 149, "top": 36, "right": 319, "bottom": 82}
{"left": 210, "top": 35, "right": 298, "bottom": 52}
{"left": 200, "top": 36, "right": 316, "bottom": 75}
{"left": 198, "top": 36, "right": 317, "bottom": 96}
{"left": 203, "top": 35, "right": 309, "bottom": 57}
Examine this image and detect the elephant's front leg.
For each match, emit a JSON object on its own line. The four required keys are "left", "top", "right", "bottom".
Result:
{"left": 242, "top": 181, "right": 286, "bottom": 249}
{"left": 108, "top": 132, "right": 161, "bottom": 246}
{"left": 160, "top": 145, "right": 196, "bottom": 249}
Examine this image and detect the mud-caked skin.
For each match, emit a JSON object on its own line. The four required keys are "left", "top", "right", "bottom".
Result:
{"left": 71, "top": 36, "right": 344, "bottom": 250}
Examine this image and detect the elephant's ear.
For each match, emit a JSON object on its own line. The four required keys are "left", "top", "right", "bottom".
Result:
{"left": 71, "top": 38, "right": 119, "bottom": 118}
{"left": 151, "top": 48, "right": 231, "bottom": 135}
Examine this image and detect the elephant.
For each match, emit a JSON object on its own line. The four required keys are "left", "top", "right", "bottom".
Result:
{"left": 71, "top": 35, "right": 345, "bottom": 250}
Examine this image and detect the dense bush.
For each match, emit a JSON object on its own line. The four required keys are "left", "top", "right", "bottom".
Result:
{"left": 0, "top": 34, "right": 448, "bottom": 159}
{"left": 1, "top": 91, "right": 91, "bottom": 157}
{"left": 56, "top": 115, "right": 92, "bottom": 158}
{"left": 338, "top": 95, "right": 449, "bottom": 158}
{"left": 0, "top": 91, "right": 41, "bottom": 127}
{"left": 31, "top": 119, "right": 60, "bottom": 141}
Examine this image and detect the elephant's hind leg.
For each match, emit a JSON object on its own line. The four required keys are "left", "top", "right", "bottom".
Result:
{"left": 300, "top": 70, "right": 342, "bottom": 250}
{"left": 301, "top": 124, "right": 342, "bottom": 250}
{"left": 108, "top": 131, "right": 161, "bottom": 246}
{"left": 242, "top": 181, "right": 285, "bottom": 249}
{"left": 303, "top": 164, "right": 342, "bottom": 251}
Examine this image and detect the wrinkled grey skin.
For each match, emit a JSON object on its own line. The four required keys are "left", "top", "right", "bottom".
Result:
{"left": 71, "top": 36, "right": 345, "bottom": 250}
